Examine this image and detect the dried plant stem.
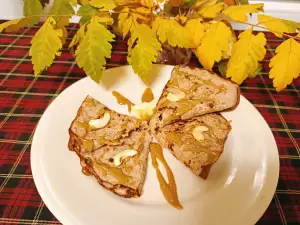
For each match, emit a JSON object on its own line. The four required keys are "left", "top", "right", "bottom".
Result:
{"left": 25, "top": 13, "right": 300, "bottom": 41}
{"left": 227, "top": 18, "right": 300, "bottom": 41}
{"left": 27, "top": 11, "right": 135, "bottom": 17}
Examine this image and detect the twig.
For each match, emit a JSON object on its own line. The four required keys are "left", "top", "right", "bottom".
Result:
{"left": 28, "top": 11, "right": 127, "bottom": 17}
{"left": 226, "top": 18, "right": 300, "bottom": 41}
{"left": 20, "top": 12, "right": 300, "bottom": 42}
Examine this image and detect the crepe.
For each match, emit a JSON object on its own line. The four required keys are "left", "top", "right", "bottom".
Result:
{"left": 150, "top": 66, "right": 239, "bottom": 129}
{"left": 68, "top": 96, "right": 151, "bottom": 198}
{"left": 152, "top": 113, "right": 231, "bottom": 179}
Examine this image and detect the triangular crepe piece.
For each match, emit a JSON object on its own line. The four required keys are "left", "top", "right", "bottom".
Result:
{"left": 69, "top": 96, "right": 151, "bottom": 198}
{"left": 152, "top": 113, "right": 231, "bottom": 179}
{"left": 150, "top": 66, "right": 239, "bottom": 129}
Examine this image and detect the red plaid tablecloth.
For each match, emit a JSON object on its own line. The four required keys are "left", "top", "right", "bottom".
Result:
{"left": 0, "top": 23, "right": 299, "bottom": 225}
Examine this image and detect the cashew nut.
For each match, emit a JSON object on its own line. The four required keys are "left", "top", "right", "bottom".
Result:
{"left": 113, "top": 149, "right": 138, "bottom": 167}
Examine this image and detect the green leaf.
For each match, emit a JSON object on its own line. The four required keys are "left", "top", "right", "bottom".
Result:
{"left": 77, "top": 5, "right": 97, "bottom": 25}
{"left": 217, "top": 60, "right": 228, "bottom": 77}
{"left": 24, "top": 0, "right": 43, "bottom": 25}
{"left": 77, "top": 5, "right": 97, "bottom": 16}
{"left": 29, "top": 17, "right": 63, "bottom": 75}
{"left": 75, "top": 15, "right": 115, "bottom": 82}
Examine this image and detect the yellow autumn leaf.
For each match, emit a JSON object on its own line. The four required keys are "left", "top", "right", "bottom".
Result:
{"left": 60, "top": 26, "right": 69, "bottom": 46}
{"left": 69, "top": 24, "right": 86, "bottom": 49}
{"left": 152, "top": 17, "right": 170, "bottom": 43}
{"left": 184, "top": 18, "right": 205, "bottom": 48}
{"left": 118, "top": 7, "right": 133, "bottom": 39}
{"left": 29, "top": 17, "right": 63, "bottom": 75}
{"left": 0, "top": 19, "right": 23, "bottom": 33}
{"left": 56, "top": 16, "right": 70, "bottom": 28}
{"left": 152, "top": 17, "right": 190, "bottom": 48}
{"left": 195, "top": 21, "right": 231, "bottom": 69}
{"left": 89, "top": 0, "right": 116, "bottom": 11}
{"left": 128, "top": 23, "right": 162, "bottom": 81}
{"left": 129, "top": 8, "right": 151, "bottom": 19}
{"left": 114, "top": 0, "right": 135, "bottom": 5}
{"left": 258, "top": 15, "right": 300, "bottom": 38}
{"left": 75, "top": 15, "right": 115, "bottom": 82}
{"left": 178, "top": 16, "right": 188, "bottom": 24}
{"left": 49, "top": 0, "right": 75, "bottom": 16}
{"left": 140, "top": 0, "right": 156, "bottom": 8}
{"left": 198, "top": 2, "right": 224, "bottom": 18}
{"left": 134, "top": 7, "right": 152, "bottom": 14}
{"left": 269, "top": 38, "right": 300, "bottom": 91}
{"left": 56, "top": 17, "right": 70, "bottom": 45}
{"left": 131, "top": 13, "right": 148, "bottom": 20}
{"left": 115, "top": 0, "right": 156, "bottom": 7}
{"left": 97, "top": 16, "right": 114, "bottom": 24}
{"left": 222, "top": 29, "right": 236, "bottom": 59}
{"left": 71, "top": 0, "right": 77, "bottom": 6}
{"left": 226, "top": 28, "right": 266, "bottom": 84}
{"left": 222, "top": 3, "right": 264, "bottom": 22}
{"left": 4, "top": 17, "right": 33, "bottom": 33}
{"left": 194, "top": 0, "right": 217, "bottom": 9}
{"left": 127, "top": 36, "right": 136, "bottom": 58}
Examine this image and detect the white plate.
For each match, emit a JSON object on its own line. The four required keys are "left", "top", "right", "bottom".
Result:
{"left": 31, "top": 65, "right": 279, "bottom": 225}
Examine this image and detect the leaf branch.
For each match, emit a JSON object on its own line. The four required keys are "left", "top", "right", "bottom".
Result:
{"left": 225, "top": 17, "right": 300, "bottom": 41}
{"left": 24, "top": 11, "right": 300, "bottom": 42}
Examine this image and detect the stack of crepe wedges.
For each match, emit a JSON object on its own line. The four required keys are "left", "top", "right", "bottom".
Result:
{"left": 150, "top": 66, "right": 239, "bottom": 179}
{"left": 68, "top": 66, "right": 240, "bottom": 198}
{"left": 69, "top": 96, "right": 152, "bottom": 197}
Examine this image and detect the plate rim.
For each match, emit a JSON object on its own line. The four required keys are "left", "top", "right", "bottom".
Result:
{"left": 31, "top": 65, "right": 279, "bottom": 225}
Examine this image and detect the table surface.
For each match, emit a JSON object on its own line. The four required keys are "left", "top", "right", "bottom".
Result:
{"left": 0, "top": 23, "right": 299, "bottom": 225}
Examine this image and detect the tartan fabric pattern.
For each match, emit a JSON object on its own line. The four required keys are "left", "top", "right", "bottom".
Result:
{"left": 0, "top": 22, "right": 299, "bottom": 225}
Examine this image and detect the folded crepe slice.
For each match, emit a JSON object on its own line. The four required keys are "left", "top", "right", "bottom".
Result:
{"left": 69, "top": 96, "right": 151, "bottom": 198}
{"left": 152, "top": 113, "right": 231, "bottom": 179}
{"left": 150, "top": 66, "right": 239, "bottom": 129}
